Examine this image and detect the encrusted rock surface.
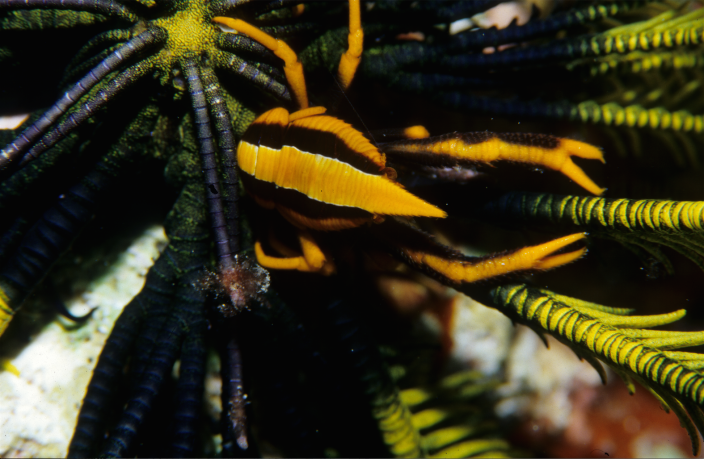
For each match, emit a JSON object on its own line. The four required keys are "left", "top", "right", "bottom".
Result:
{"left": 0, "top": 225, "right": 166, "bottom": 458}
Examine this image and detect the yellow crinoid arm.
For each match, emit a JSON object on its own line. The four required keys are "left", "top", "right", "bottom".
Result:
{"left": 213, "top": 17, "right": 309, "bottom": 109}
{"left": 404, "top": 233, "right": 587, "bottom": 284}
{"left": 1, "top": 358, "right": 19, "bottom": 376}
{"left": 337, "top": 0, "right": 363, "bottom": 91}
{"left": 490, "top": 284, "right": 704, "bottom": 456}
{"left": 380, "top": 132, "right": 606, "bottom": 195}
{"left": 0, "top": 288, "right": 12, "bottom": 338}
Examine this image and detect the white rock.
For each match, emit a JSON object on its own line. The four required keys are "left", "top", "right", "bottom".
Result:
{"left": 0, "top": 225, "right": 167, "bottom": 458}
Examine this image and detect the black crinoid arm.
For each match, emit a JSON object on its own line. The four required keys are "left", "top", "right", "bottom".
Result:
{"left": 0, "top": 0, "right": 304, "bottom": 456}
{"left": 68, "top": 182, "right": 211, "bottom": 458}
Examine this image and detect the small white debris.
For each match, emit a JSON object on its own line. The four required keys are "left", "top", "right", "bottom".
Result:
{"left": 0, "top": 114, "right": 30, "bottom": 130}
{"left": 216, "top": 23, "right": 236, "bottom": 33}
{"left": 472, "top": 1, "right": 554, "bottom": 31}
{"left": 449, "top": 18, "right": 474, "bottom": 35}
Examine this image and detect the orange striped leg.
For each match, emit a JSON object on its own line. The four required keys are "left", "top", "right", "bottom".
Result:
{"left": 381, "top": 134, "right": 606, "bottom": 195}
{"left": 403, "top": 233, "right": 587, "bottom": 284}
{"left": 254, "top": 229, "right": 336, "bottom": 275}
{"left": 369, "top": 125, "right": 430, "bottom": 143}
{"left": 337, "top": 0, "right": 363, "bottom": 90}
{"left": 403, "top": 125, "right": 430, "bottom": 139}
{"left": 212, "top": 17, "right": 309, "bottom": 109}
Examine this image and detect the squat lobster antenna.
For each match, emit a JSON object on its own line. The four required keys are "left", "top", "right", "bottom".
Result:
{"left": 213, "top": 0, "right": 363, "bottom": 109}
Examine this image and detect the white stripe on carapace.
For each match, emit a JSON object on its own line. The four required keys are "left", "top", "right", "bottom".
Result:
{"left": 238, "top": 140, "right": 446, "bottom": 218}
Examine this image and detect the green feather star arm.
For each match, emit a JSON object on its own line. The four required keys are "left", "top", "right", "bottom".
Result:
{"left": 400, "top": 371, "right": 515, "bottom": 458}
{"left": 539, "top": 2, "right": 704, "bottom": 135}
{"left": 490, "top": 284, "right": 704, "bottom": 456}
{"left": 600, "top": 5, "right": 704, "bottom": 37}
{"left": 479, "top": 193, "right": 704, "bottom": 274}
{"left": 608, "top": 229, "right": 676, "bottom": 275}
{"left": 568, "top": 100, "right": 702, "bottom": 133}
{"left": 568, "top": 49, "right": 704, "bottom": 78}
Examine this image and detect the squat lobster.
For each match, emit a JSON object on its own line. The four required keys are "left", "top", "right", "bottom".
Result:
{"left": 213, "top": 0, "right": 605, "bottom": 282}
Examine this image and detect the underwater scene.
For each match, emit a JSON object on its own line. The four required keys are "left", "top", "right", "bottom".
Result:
{"left": 0, "top": 0, "right": 703, "bottom": 457}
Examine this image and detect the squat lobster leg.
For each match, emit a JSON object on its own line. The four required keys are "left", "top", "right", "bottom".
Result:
{"left": 372, "top": 219, "right": 588, "bottom": 285}
{"left": 409, "top": 233, "right": 588, "bottom": 283}
{"left": 212, "top": 17, "right": 309, "bottom": 109}
{"left": 214, "top": 0, "right": 362, "bottom": 109}
{"left": 380, "top": 132, "right": 606, "bottom": 195}
{"left": 255, "top": 229, "right": 335, "bottom": 275}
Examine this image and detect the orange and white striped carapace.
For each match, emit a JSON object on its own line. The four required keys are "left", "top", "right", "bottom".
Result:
{"left": 237, "top": 106, "right": 445, "bottom": 232}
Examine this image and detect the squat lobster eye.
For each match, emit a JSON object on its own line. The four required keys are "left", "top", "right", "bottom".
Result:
{"left": 213, "top": 0, "right": 604, "bottom": 283}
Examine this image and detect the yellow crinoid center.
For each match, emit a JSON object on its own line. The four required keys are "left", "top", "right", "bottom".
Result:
{"left": 154, "top": 0, "right": 217, "bottom": 59}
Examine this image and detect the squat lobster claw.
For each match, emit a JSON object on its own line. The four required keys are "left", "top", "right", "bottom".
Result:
{"left": 213, "top": 0, "right": 603, "bottom": 281}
